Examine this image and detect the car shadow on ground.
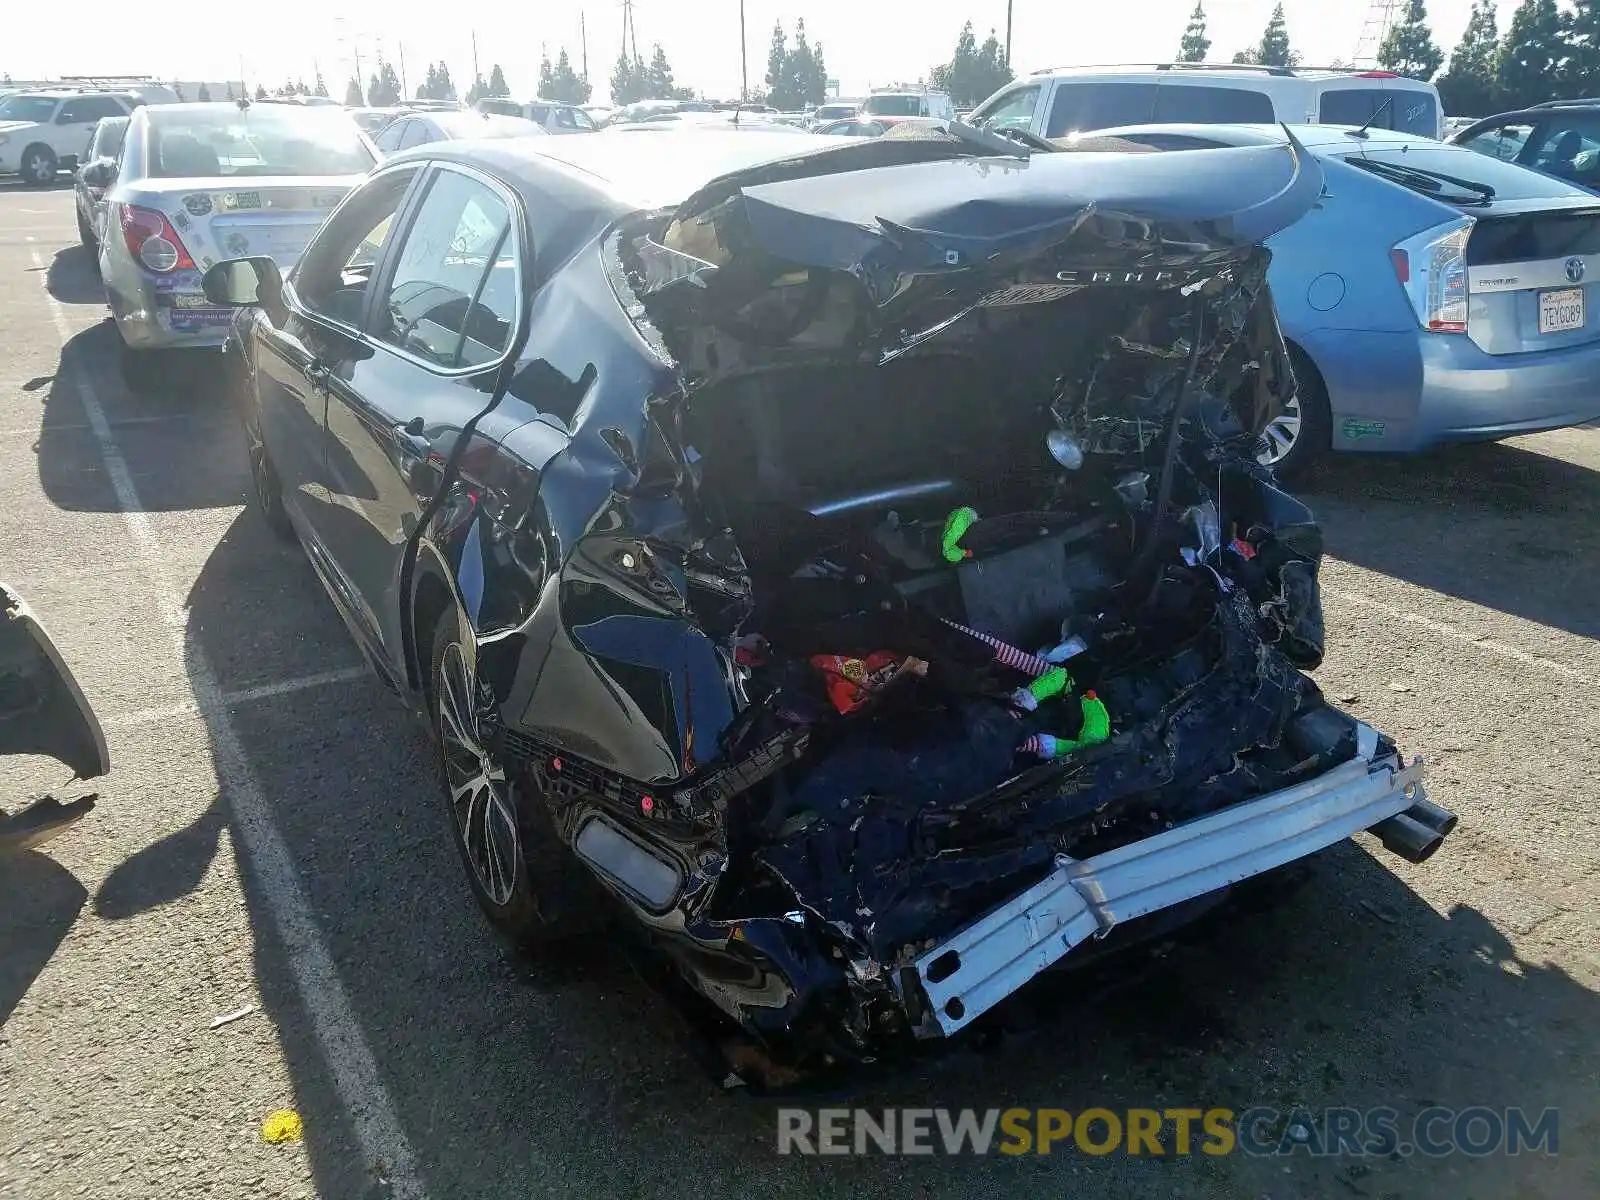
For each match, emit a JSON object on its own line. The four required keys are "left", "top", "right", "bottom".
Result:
{"left": 45, "top": 244, "right": 103, "bottom": 306}
{"left": 36, "top": 323, "right": 247, "bottom": 513}
{"left": 1304, "top": 439, "right": 1600, "bottom": 640}
{"left": 155, "top": 505, "right": 1599, "bottom": 1199}
{"left": 0, "top": 850, "right": 88, "bottom": 1027}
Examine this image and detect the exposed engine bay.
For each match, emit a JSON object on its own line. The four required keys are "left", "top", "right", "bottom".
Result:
{"left": 495, "top": 136, "right": 1452, "bottom": 1079}
{"left": 651, "top": 251, "right": 1367, "bottom": 1017}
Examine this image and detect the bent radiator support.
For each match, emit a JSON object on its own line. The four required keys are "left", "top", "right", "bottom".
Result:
{"left": 902, "top": 743, "right": 1441, "bottom": 1037}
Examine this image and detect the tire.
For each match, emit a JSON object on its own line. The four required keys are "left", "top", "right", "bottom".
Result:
{"left": 76, "top": 205, "right": 97, "bottom": 254}
{"left": 243, "top": 406, "right": 297, "bottom": 542}
{"left": 428, "top": 608, "right": 602, "bottom": 952}
{"left": 20, "top": 145, "right": 57, "bottom": 187}
{"left": 1259, "top": 345, "right": 1332, "bottom": 485}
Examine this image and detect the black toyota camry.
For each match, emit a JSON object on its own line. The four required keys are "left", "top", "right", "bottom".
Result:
{"left": 205, "top": 124, "right": 1454, "bottom": 1084}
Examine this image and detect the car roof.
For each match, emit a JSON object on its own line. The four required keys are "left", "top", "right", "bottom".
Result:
{"left": 6, "top": 89, "right": 132, "bottom": 100}
{"left": 141, "top": 100, "right": 356, "bottom": 121}
{"left": 1027, "top": 64, "right": 1436, "bottom": 87}
{"left": 1086, "top": 122, "right": 1437, "bottom": 152}
{"left": 431, "top": 111, "right": 545, "bottom": 137}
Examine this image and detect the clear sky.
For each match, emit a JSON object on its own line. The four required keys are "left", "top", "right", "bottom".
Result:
{"left": 8, "top": 0, "right": 1493, "bottom": 105}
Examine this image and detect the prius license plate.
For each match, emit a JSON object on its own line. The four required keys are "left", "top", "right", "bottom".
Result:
{"left": 1538, "top": 287, "right": 1584, "bottom": 334}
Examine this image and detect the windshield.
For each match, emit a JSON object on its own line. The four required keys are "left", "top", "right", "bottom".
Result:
{"left": 817, "top": 105, "right": 856, "bottom": 120}
{"left": 863, "top": 94, "right": 923, "bottom": 117}
{"left": 1337, "top": 145, "right": 1584, "bottom": 203}
{"left": 148, "top": 108, "right": 375, "bottom": 178}
{"left": 0, "top": 96, "right": 58, "bottom": 124}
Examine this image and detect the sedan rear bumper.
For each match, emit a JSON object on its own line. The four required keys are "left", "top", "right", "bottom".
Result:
{"left": 903, "top": 739, "right": 1434, "bottom": 1038}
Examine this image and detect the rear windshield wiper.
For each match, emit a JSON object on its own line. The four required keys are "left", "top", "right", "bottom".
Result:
{"left": 1346, "top": 157, "right": 1496, "bottom": 206}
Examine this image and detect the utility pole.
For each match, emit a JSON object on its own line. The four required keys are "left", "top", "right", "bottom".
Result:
{"left": 471, "top": 30, "right": 480, "bottom": 88}
{"left": 581, "top": 11, "right": 589, "bottom": 80}
{"left": 740, "top": 0, "right": 748, "bottom": 100}
{"left": 398, "top": 44, "right": 407, "bottom": 99}
{"left": 1005, "top": 0, "right": 1013, "bottom": 70}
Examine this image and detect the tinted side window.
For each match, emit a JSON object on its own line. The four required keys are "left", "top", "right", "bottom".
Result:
{"left": 400, "top": 121, "right": 437, "bottom": 149}
{"left": 1045, "top": 82, "right": 1158, "bottom": 137}
{"left": 1460, "top": 122, "right": 1533, "bottom": 161}
{"left": 373, "top": 119, "right": 409, "bottom": 154}
{"left": 973, "top": 85, "right": 1042, "bottom": 132}
{"left": 374, "top": 170, "right": 514, "bottom": 370}
{"left": 1154, "top": 84, "right": 1273, "bottom": 123}
{"left": 1526, "top": 116, "right": 1600, "bottom": 187}
{"left": 294, "top": 168, "right": 419, "bottom": 326}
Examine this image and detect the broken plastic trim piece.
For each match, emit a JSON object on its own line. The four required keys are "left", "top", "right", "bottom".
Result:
{"left": 904, "top": 748, "right": 1429, "bottom": 1037}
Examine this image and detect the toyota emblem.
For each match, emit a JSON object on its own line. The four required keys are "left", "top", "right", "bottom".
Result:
{"left": 1566, "top": 257, "right": 1586, "bottom": 283}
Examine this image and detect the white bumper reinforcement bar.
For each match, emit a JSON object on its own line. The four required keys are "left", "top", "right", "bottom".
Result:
{"left": 905, "top": 742, "right": 1428, "bottom": 1037}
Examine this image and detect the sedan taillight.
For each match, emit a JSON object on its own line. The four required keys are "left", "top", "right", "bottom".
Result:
{"left": 119, "top": 204, "right": 195, "bottom": 274}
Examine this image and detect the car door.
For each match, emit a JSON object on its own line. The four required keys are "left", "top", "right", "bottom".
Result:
{"left": 320, "top": 163, "right": 523, "bottom": 681}
{"left": 254, "top": 167, "right": 423, "bottom": 635}
{"left": 54, "top": 96, "right": 123, "bottom": 164}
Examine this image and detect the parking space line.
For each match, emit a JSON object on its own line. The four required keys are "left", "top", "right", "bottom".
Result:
{"left": 0, "top": 414, "right": 202, "bottom": 437}
{"left": 34, "top": 251, "right": 427, "bottom": 1199}
{"left": 1330, "top": 587, "right": 1595, "bottom": 686}
{"left": 103, "top": 665, "right": 373, "bottom": 729}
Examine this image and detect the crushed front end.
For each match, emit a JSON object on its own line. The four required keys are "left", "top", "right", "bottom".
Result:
{"left": 493, "top": 135, "right": 1455, "bottom": 1081}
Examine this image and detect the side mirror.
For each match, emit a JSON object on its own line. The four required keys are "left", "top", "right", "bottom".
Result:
{"left": 202, "top": 256, "right": 286, "bottom": 322}
{"left": 79, "top": 160, "right": 115, "bottom": 188}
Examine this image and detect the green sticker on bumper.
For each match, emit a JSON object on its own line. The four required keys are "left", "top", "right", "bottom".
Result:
{"left": 1342, "top": 419, "right": 1387, "bottom": 440}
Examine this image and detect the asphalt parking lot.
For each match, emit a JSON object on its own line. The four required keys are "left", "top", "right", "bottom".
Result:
{"left": 2, "top": 178, "right": 1597, "bottom": 1200}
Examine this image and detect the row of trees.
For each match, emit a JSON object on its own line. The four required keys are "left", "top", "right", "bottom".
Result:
{"left": 764, "top": 20, "right": 829, "bottom": 109}
{"left": 1177, "top": 0, "right": 1600, "bottom": 114}
{"left": 929, "top": 22, "right": 1014, "bottom": 107}
{"left": 1437, "top": 0, "right": 1600, "bottom": 114}
{"left": 610, "top": 44, "right": 689, "bottom": 105}
{"left": 1177, "top": 3, "right": 1302, "bottom": 67}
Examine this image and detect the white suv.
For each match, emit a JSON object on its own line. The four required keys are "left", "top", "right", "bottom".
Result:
{"left": 860, "top": 89, "right": 957, "bottom": 121}
{"left": 0, "top": 90, "right": 141, "bottom": 185}
{"left": 970, "top": 63, "right": 1443, "bottom": 142}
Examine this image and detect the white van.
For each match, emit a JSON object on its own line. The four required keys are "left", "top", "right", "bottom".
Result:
{"left": 969, "top": 63, "right": 1443, "bottom": 141}
{"left": 861, "top": 88, "right": 957, "bottom": 121}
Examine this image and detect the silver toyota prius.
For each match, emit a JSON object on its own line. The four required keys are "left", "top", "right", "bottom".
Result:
{"left": 95, "top": 100, "right": 377, "bottom": 389}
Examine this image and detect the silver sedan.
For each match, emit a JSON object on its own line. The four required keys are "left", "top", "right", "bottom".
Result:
{"left": 94, "top": 100, "right": 376, "bottom": 389}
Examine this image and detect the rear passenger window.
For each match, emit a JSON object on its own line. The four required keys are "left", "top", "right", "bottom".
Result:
{"left": 1045, "top": 83, "right": 1158, "bottom": 137}
{"left": 375, "top": 169, "right": 516, "bottom": 370}
{"left": 1154, "top": 85, "right": 1273, "bottom": 124}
